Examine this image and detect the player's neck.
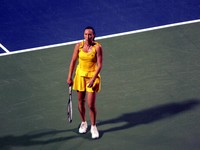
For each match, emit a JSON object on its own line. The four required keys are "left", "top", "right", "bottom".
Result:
{"left": 84, "top": 40, "right": 93, "bottom": 46}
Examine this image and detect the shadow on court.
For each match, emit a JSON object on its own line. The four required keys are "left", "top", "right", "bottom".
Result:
{"left": 99, "top": 99, "right": 200, "bottom": 136}
{"left": 0, "top": 100, "right": 199, "bottom": 147}
{"left": 0, "top": 129, "right": 77, "bottom": 149}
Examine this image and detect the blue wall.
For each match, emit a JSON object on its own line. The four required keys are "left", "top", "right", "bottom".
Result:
{"left": 0, "top": 0, "right": 200, "bottom": 52}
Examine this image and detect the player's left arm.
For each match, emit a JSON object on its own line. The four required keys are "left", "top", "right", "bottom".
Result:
{"left": 88, "top": 44, "right": 103, "bottom": 87}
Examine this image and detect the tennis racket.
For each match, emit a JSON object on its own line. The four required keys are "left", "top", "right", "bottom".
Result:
{"left": 67, "top": 86, "right": 72, "bottom": 123}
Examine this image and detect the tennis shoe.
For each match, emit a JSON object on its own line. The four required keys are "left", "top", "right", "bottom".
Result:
{"left": 90, "top": 125, "right": 99, "bottom": 139}
{"left": 79, "top": 121, "right": 88, "bottom": 133}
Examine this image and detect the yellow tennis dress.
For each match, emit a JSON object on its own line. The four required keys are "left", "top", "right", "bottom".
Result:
{"left": 73, "top": 41, "right": 101, "bottom": 92}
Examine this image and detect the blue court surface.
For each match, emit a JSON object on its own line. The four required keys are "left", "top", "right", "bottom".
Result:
{"left": 0, "top": 0, "right": 200, "bottom": 54}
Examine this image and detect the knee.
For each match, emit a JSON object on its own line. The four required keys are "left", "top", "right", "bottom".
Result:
{"left": 78, "top": 92, "right": 86, "bottom": 104}
{"left": 88, "top": 103, "right": 95, "bottom": 111}
{"left": 78, "top": 98, "right": 85, "bottom": 107}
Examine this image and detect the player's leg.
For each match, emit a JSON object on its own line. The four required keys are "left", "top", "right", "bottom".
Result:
{"left": 78, "top": 91, "right": 86, "bottom": 121}
{"left": 78, "top": 91, "right": 88, "bottom": 133}
{"left": 87, "top": 92, "right": 99, "bottom": 139}
{"left": 87, "top": 92, "right": 97, "bottom": 125}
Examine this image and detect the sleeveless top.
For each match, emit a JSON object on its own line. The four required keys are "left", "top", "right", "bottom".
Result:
{"left": 75, "top": 41, "right": 100, "bottom": 77}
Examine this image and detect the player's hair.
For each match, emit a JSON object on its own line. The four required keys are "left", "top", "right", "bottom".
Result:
{"left": 84, "top": 26, "right": 96, "bottom": 40}
{"left": 84, "top": 26, "right": 96, "bottom": 35}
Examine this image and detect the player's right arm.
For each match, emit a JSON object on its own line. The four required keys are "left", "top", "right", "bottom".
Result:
{"left": 67, "top": 43, "right": 80, "bottom": 86}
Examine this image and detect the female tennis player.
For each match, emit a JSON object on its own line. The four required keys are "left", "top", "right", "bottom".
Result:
{"left": 67, "top": 26, "right": 103, "bottom": 139}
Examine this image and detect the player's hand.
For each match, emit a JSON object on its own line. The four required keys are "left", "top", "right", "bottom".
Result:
{"left": 87, "top": 79, "right": 94, "bottom": 88}
{"left": 67, "top": 78, "right": 73, "bottom": 86}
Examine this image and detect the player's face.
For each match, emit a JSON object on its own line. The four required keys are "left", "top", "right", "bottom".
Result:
{"left": 84, "top": 29, "right": 95, "bottom": 42}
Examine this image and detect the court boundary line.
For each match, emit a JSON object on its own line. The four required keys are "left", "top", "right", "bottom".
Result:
{"left": 0, "top": 43, "right": 10, "bottom": 54}
{"left": 0, "top": 19, "right": 200, "bottom": 57}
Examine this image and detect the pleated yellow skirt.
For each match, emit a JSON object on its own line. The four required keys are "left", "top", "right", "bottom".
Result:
{"left": 73, "top": 75, "right": 101, "bottom": 92}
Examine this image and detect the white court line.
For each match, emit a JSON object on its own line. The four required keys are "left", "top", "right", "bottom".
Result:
{"left": 0, "top": 43, "right": 10, "bottom": 53}
{"left": 0, "top": 19, "right": 200, "bottom": 57}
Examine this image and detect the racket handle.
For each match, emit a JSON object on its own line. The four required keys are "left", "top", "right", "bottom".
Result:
{"left": 69, "top": 86, "right": 72, "bottom": 94}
